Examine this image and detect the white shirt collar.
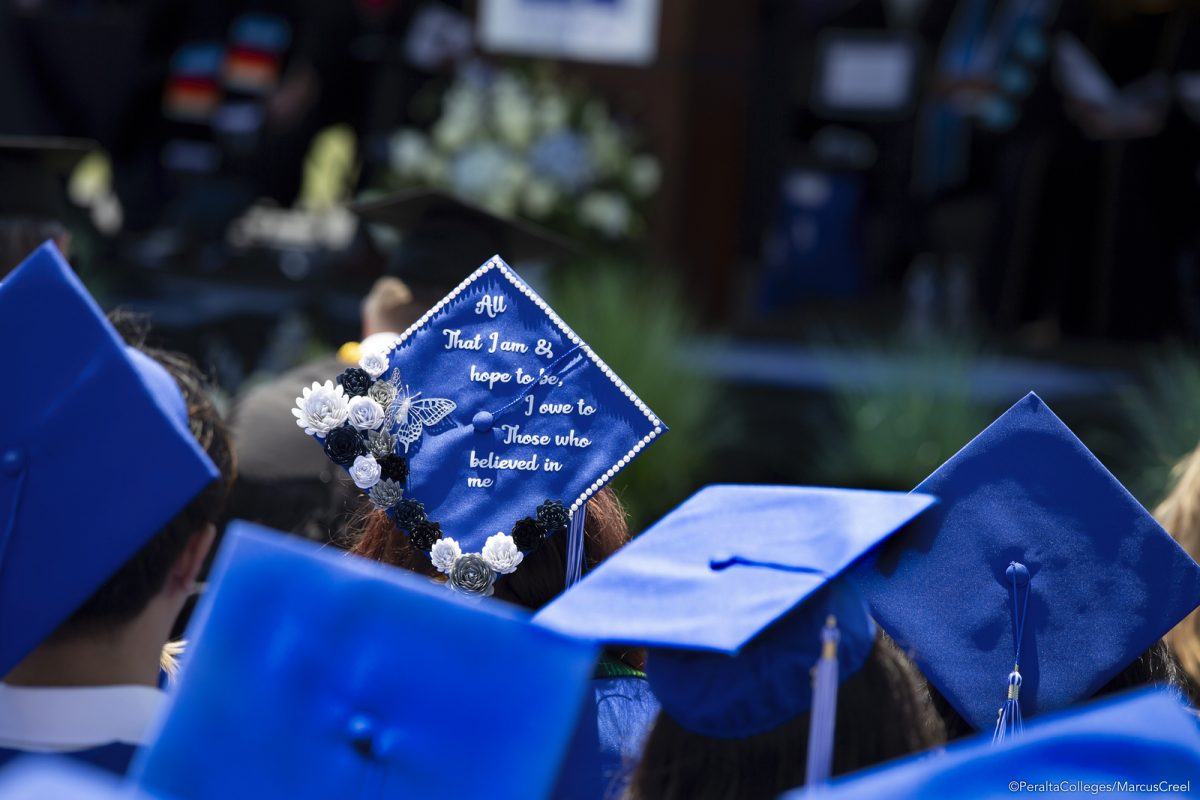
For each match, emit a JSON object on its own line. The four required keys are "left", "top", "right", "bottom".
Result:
{"left": 0, "top": 684, "right": 165, "bottom": 752}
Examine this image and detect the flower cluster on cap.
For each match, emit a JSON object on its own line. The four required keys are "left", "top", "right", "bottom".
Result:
{"left": 294, "top": 348, "right": 572, "bottom": 596}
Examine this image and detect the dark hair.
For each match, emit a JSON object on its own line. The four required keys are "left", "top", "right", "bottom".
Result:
{"left": 350, "top": 486, "right": 644, "bottom": 668}
{"left": 929, "top": 638, "right": 1197, "bottom": 742}
{"left": 630, "top": 633, "right": 945, "bottom": 800}
{"left": 54, "top": 315, "right": 236, "bottom": 635}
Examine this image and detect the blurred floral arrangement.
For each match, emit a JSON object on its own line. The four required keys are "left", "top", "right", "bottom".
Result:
{"left": 381, "top": 62, "right": 661, "bottom": 244}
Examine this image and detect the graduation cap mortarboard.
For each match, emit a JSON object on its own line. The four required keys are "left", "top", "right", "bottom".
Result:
{"left": 0, "top": 757, "right": 124, "bottom": 800}
{"left": 534, "top": 485, "right": 937, "bottom": 742}
{"left": 353, "top": 189, "right": 580, "bottom": 285}
{"left": 292, "top": 255, "right": 664, "bottom": 596}
{"left": 852, "top": 393, "right": 1200, "bottom": 735}
{"left": 784, "top": 689, "right": 1200, "bottom": 800}
{"left": 0, "top": 243, "right": 219, "bottom": 676}
{"left": 133, "top": 521, "right": 599, "bottom": 800}
{"left": 0, "top": 137, "right": 96, "bottom": 217}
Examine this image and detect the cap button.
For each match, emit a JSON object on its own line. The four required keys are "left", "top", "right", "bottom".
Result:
{"left": 1006, "top": 561, "right": 1030, "bottom": 586}
{"left": 347, "top": 714, "right": 377, "bottom": 758}
{"left": 472, "top": 411, "right": 494, "bottom": 433}
{"left": 1, "top": 448, "right": 24, "bottom": 477}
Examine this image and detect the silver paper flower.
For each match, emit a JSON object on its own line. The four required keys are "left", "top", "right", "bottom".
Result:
{"left": 368, "top": 380, "right": 398, "bottom": 409}
{"left": 447, "top": 554, "right": 496, "bottom": 597}
{"left": 367, "top": 430, "right": 398, "bottom": 459}
{"left": 369, "top": 479, "right": 404, "bottom": 509}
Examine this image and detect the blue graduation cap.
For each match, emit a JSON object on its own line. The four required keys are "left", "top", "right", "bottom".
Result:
{"left": 132, "top": 521, "right": 600, "bottom": 800}
{"left": 783, "top": 689, "right": 1200, "bottom": 800}
{"left": 293, "top": 255, "right": 664, "bottom": 595}
{"left": 0, "top": 242, "right": 219, "bottom": 677}
{"left": 534, "top": 485, "right": 936, "bottom": 778}
{"left": 852, "top": 393, "right": 1200, "bottom": 736}
{"left": 0, "top": 757, "right": 125, "bottom": 799}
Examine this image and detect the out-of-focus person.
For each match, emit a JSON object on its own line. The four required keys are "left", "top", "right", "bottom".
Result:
{"left": 0, "top": 244, "right": 233, "bottom": 775}
{"left": 223, "top": 275, "right": 427, "bottom": 543}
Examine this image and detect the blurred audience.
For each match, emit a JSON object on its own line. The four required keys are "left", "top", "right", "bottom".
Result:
{"left": 223, "top": 275, "right": 426, "bottom": 544}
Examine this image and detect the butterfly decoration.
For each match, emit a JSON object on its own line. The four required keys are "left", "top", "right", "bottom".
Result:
{"left": 383, "top": 368, "right": 457, "bottom": 453}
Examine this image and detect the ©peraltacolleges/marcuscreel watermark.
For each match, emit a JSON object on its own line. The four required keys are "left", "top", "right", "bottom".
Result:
{"left": 1008, "top": 780, "right": 1192, "bottom": 795}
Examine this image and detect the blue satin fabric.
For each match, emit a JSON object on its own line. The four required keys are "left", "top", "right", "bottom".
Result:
{"left": 553, "top": 676, "right": 661, "bottom": 800}
{"left": 0, "top": 743, "right": 137, "bottom": 776}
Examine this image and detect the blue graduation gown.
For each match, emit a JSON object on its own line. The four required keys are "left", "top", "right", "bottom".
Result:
{"left": 0, "top": 742, "right": 137, "bottom": 775}
{"left": 553, "top": 675, "right": 661, "bottom": 800}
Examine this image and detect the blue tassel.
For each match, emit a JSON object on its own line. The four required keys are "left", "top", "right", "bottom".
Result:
{"left": 805, "top": 615, "right": 840, "bottom": 786}
{"left": 564, "top": 504, "right": 587, "bottom": 589}
{"left": 993, "top": 667, "right": 1024, "bottom": 742}
{"left": 993, "top": 561, "right": 1031, "bottom": 743}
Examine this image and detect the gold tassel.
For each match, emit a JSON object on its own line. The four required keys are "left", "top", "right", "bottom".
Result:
{"left": 160, "top": 639, "right": 187, "bottom": 684}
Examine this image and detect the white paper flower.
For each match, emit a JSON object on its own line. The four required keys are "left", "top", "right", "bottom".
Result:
{"left": 359, "top": 349, "right": 390, "bottom": 380}
{"left": 347, "top": 396, "right": 386, "bottom": 431}
{"left": 292, "top": 381, "right": 350, "bottom": 436}
{"left": 430, "top": 537, "right": 462, "bottom": 575}
{"left": 481, "top": 532, "right": 524, "bottom": 575}
{"left": 349, "top": 454, "right": 382, "bottom": 490}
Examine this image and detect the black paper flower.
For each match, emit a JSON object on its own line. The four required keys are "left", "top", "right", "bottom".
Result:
{"left": 408, "top": 520, "right": 443, "bottom": 551}
{"left": 392, "top": 498, "right": 427, "bottom": 531}
{"left": 536, "top": 500, "right": 570, "bottom": 533}
{"left": 378, "top": 454, "right": 409, "bottom": 483}
{"left": 448, "top": 553, "right": 496, "bottom": 597}
{"left": 511, "top": 517, "right": 545, "bottom": 552}
{"left": 337, "top": 367, "right": 372, "bottom": 397}
{"left": 323, "top": 425, "right": 366, "bottom": 467}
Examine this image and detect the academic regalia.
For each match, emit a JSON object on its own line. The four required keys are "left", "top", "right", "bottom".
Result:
{"left": 0, "top": 243, "right": 218, "bottom": 769}
{"left": 0, "top": 757, "right": 127, "bottom": 799}
{"left": 133, "top": 522, "right": 599, "bottom": 800}
{"left": 0, "top": 684, "right": 164, "bottom": 776}
{"left": 850, "top": 392, "right": 1200, "bottom": 736}
{"left": 535, "top": 485, "right": 938, "bottom": 789}
{"left": 0, "top": 744, "right": 135, "bottom": 777}
{"left": 553, "top": 662, "right": 660, "bottom": 800}
{"left": 783, "top": 689, "right": 1200, "bottom": 800}
{"left": 224, "top": 353, "right": 363, "bottom": 543}
{"left": 291, "top": 253, "right": 666, "bottom": 797}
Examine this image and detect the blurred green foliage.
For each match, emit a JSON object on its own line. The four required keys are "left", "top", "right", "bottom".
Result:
{"left": 549, "top": 259, "right": 723, "bottom": 530}
{"left": 810, "top": 337, "right": 998, "bottom": 491}
{"left": 1120, "top": 345, "right": 1200, "bottom": 506}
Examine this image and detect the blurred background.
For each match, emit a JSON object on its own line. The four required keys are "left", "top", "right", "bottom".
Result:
{"left": 4, "top": 0, "right": 1200, "bottom": 532}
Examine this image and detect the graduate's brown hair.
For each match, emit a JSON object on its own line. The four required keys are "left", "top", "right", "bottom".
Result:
{"left": 55, "top": 315, "right": 236, "bottom": 636}
{"left": 630, "top": 633, "right": 945, "bottom": 800}
{"left": 350, "top": 486, "right": 644, "bottom": 669}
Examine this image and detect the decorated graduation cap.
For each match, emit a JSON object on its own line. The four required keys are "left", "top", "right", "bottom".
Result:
{"left": 534, "top": 485, "right": 936, "bottom": 783}
{"left": 852, "top": 393, "right": 1200, "bottom": 738}
{"left": 293, "top": 255, "right": 664, "bottom": 595}
{"left": 0, "top": 242, "right": 218, "bottom": 677}
{"left": 784, "top": 689, "right": 1200, "bottom": 800}
{"left": 134, "top": 521, "right": 599, "bottom": 800}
